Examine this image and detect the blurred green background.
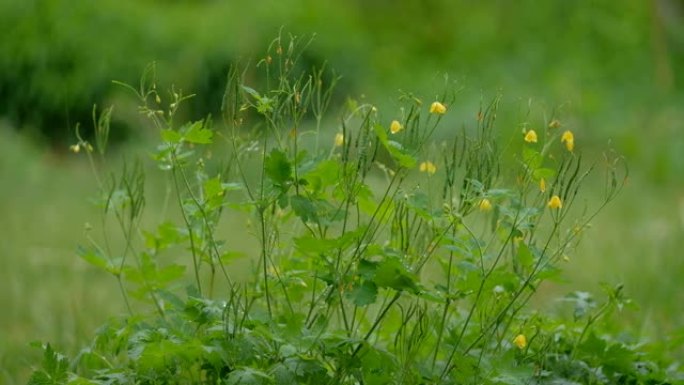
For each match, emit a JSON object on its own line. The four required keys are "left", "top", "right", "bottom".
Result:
{"left": 1, "top": 0, "right": 683, "bottom": 383}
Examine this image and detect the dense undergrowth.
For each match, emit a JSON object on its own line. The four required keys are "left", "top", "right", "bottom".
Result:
{"left": 28, "top": 36, "right": 682, "bottom": 385}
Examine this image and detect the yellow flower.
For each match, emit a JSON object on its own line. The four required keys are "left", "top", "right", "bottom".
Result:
{"left": 539, "top": 178, "right": 546, "bottom": 193}
{"left": 334, "top": 133, "right": 344, "bottom": 147}
{"left": 548, "top": 119, "right": 561, "bottom": 129}
{"left": 548, "top": 195, "right": 562, "bottom": 209}
{"left": 69, "top": 144, "right": 81, "bottom": 153}
{"left": 561, "top": 130, "right": 574, "bottom": 152}
{"left": 419, "top": 161, "right": 437, "bottom": 175}
{"left": 524, "top": 130, "right": 538, "bottom": 143}
{"left": 513, "top": 334, "right": 527, "bottom": 349}
{"left": 390, "top": 120, "right": 403, "bottom": 134}
{"left": 479, "top": 198, "right": 493, "bottom": 212}
{"left": 429, "top": 101, "right": 447, "bottom": 115}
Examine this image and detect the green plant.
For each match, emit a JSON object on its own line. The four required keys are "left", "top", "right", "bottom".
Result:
{"left": 28, "top": 35, "right": 681, "bottom": 385}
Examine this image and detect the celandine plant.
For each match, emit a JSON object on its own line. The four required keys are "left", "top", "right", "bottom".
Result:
{"left": 29, "top": 36, "right": 681, "bottom": 385}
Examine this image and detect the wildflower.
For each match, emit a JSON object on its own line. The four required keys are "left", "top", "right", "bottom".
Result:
{"left": 561, "top": 130, "right": 574, "bottom": 152}
{"left": 334, "top": 133, "right": 344, "bottom": 147}
{"left": 524, "top": 130, "right": 538, "bottom": 143}
{"left": 548, "top": 119, "right": 561, "bottom": 129}
{"left": 69, "top": 144, "right": 80, "bottom": 153}
{"left": 539, "top": 178, "right": 546, "bottom": 193}
{"left": 513, "top": 334, "right": 527, "bottom": 349}
{"left": 390, "top": 120, "right": 403, "bottom": 134}
{"left": 479, "top": 198, "right": 493, "bottom": 212}
{"left": 548, "top": 195, "right": 562, "bottom": 209}
{"left": 429, "top": 101, "right": 447, "bottom": 115}
{"left": 419, "top": 161, "right": 437, "bottom": 175}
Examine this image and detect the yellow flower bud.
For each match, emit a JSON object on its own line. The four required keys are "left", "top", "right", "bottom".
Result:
{"left": 524, "top": 130, "right": 538, "bottom": 143}
{"left": 479, "top": 198, "right": 493, "bottom": 212}
{"left": 334, "top": 133, "right": 344, "bottom": 147}
{"left": 429, "top": 101, "right": 447, "bottom": 115}
{"left": 548, "top": 119, "right": 561, "bottom": 129}
{"left": 548, "top": 195, "right": 562, "bottom": 209}
{"left": 539, "top": 178, "right": 546, "bottom": 193}
{"left": 69, "top": 144, "right": 80, "bottom": 153}
{"left": 419, "top": 161, "right": 437, "bottom": 175}
{"left": 513, "top": 334, "right": 527, "bottom": 349}
{"left": 390, "top": 120, "right": 403, "bottom": 134}
{"left": 561, "top": 130, "right": 574, "bottom": 152}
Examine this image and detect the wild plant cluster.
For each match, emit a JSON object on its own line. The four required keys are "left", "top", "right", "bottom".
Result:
{"left": 29, "top": 36, "right": 680, "bottom": 385}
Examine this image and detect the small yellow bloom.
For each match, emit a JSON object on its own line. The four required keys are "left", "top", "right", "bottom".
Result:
{"left": 390, "top": 120, "right": 403, "bottom": 134}
{"left": 69, "top": 144, "right": 80, "bottom": 153}
{"left": 524, "top": 130, "right": 538, "bottom": 143}
{"left": 419, "top": 161, "right": 437, "bottom": 175}
{"left": 513, "top": 334, "right": 527, "bottom": 349}
{"left": 561, "top": 130, "right": 574, "bottom": 152}
{"left": 548, "top": 119, "right": 561, "bottom": 129}
{"left": 429, "top": 101, "right": 447, "bottom": 115}
{"left": 479, "top": 198, "right": 493, "bottom": 212}
{"left": 548, "top": 195, "right": 562, "bottom": 209}
{"left": 334, "top": 133, "right": 344, "bottom": 147}
{"left": 539, "top": 178, "right": 546, "bottom": 193}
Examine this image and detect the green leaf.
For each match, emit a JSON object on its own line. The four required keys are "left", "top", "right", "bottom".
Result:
{"left": 290, "top": 195, "right": 317, "bottom": 223}
{"left": 578, "top": 332, "right": 606, "bottom": 357}
{"left": 241, "top": 85, "right": 261, "bottom": 98}
{"left": 294, "top": 229, "right": 362, "bottom": 256}
{"left": 77, "top": 246, "right": 108, "bottom": 271}
{"left": 161, "top": 129, "right": 182, "bottom": 144}
{"left": 302, "top": 159, "right": 340, "bottom": 193}
{"left": 77, "top": 246, "right": 119, "bottom": 275}
{"left": 522, "top": 146, "right": 542, "bottom": 170}
{"left": 374, "top": 256, "right": 419, "bottom": 293}
{"left": 348, "top": 281, "right": 378, "bottom": 306}
{"left": 358, "top": 259, "right": 378, "bottom": 280}
{"left": 516, "top": 243, "right": 535, "bottom": 270}
{"left": 533, "top": 167, "right": 556, "bottom": 180}
{"left": 155, "top": 264, "right": 186, "bottom": 286}
{"left": 225, "top": 367, "right": 273, "bottom": 385}
{"left": 265, "top": 149, "right": 293, "bottom": 186}
{"left": 203, "top": 177, "right": 224, "bottom": 198}
{"left": 184, "top": 120, "right": 213, "bottom": 144}
{"left": 373, "top": 123, "right": 417, "bottom": 168}
{"left": 28, "top": 344, "right": 69, "bottom": 385}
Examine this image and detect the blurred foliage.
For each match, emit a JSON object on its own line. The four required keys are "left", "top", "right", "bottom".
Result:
{"left": 1, "top": 0, "right": 683, "bottom": 152}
